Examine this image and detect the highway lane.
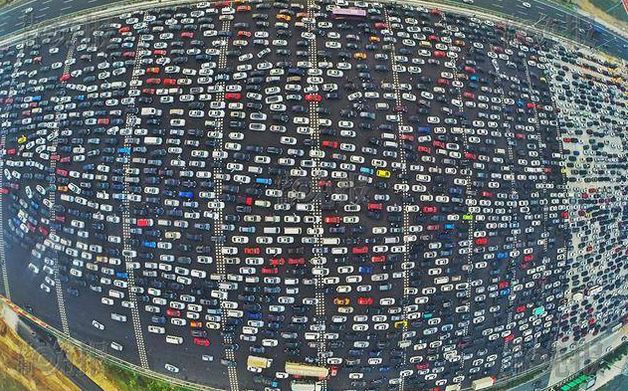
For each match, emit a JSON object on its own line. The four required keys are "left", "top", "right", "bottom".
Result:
{"left": 0, "top": 0, "right": 127, "bottom": 37}
{"left": 0, "top": 0, "right": 626, "bottom": 59}
{"left": 470, "top": 0, "right": 627, "bottom": 59}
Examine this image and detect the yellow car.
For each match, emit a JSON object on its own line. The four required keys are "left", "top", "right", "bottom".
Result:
{"left": 276, "top": 14, "right": 291, "bottom": 22}
{"left": 17, "top": 135, "right": 27, "bottom": 144}
{"left": 376, "top": 169, "right": 391, "bottom": 178}
{"left": 369, "top": 36, "right": 380, "bottom": 43}
{"left": 394, "top": 320, "right": 408, "bottom": 329}
{"left": 333, "top": 297, "right": 350, "bottom": 306}
{"left": 353, "top": 52, "right": 367, "bottom": 60}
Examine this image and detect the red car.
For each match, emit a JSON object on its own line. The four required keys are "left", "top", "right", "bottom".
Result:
{"left": 237, "top": 30, "right": 252, "bottom": 38}
{"left": 163, "top": 78, "right": 177, "bottom": 86}
{"left": 352, "top": 246, "right": 368, "bottom": 255}
{"left": 305, "top": 93, "right": 322, "bottom": 102}
{"left": 193, "top": 337, "right": 210, "bottom": 347}
{"left": 181, "top": 31, "right": 194, "bottom": 39}
{"left": 367, "top": 203, "right": 383, "bottom": 211}
{"left": 244, "top": 247, "right": 260, "bottom": 255}
{"left": 136, "top": 218, "right": 152, "bottom": 227}
{"left": 225, "top": 92, "right": 241, "bottom": 101}
{"left": 153, "top": 49, "right": 167, "bottom": 56}
{"left": 475, "top": 237, "right": 488, "bottom": 246}
{"left": 59, "top": 73, "right": 71, "bottom": 82}
{"left": 433, "top": 50, "right": 446, "bottom": 58}
{"left": 321, "top": 140, "right": 339, "bottom": 149}
{"left": 146, "top": 78, "right": 161, "bottom": 85}
{"left": 422, "top": 206, "right": 438, "bottom": 214}
{"left": 288, "top": 258, "right": 305, "bottom": 266}
{"left": 261, "top": 267, "right": 278, "bottom": 275}
{"left": 324, "top": 216, "right": 341, "bottom": 224}
{"left": 166, "top": 308, "right": 181, "bottom": 317}
{"left": 118, "top": 26, "right": 131, "bottom": 33}
{"left": 357, "top": 297, "right": 374, "bottom": 306}
{"left": 270, "top": 257, "right": 285, "bottom": 266}
{"left": 318, "top": 180, "right": 333, "bottom": 187}
{"left": 371, "top": 255, "right": 386, "bottom": 263}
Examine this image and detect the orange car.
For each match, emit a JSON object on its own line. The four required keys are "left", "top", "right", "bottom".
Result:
{"left": 236, "top": 5, "right": 251, "bottom": 12}
{"left": 146, "top": 66, "right": 160, "bottom": 74}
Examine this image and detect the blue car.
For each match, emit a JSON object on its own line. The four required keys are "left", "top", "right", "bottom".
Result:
{"left": 255, "top": 177, "right": 272, "bottom": 185}
{"left": 358, "top": 265, "right": 374, "bottom": 274}
{"left": 143, "top": 241, "right": 157, "bottom": 248}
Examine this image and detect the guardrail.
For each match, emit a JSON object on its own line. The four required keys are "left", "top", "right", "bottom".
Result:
{"left": 0, "top": 295, "right": 225, "bottom": 391}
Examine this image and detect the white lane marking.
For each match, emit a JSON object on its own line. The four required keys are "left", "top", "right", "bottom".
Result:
{"left": 209, "top": 14, "right": 239, "bottom": 391}
{"left": 49, "top": 36, "right": 77, "bottom": 337}
{"left": 382, "top": 7, "right": 412, "bottom": 390}
{"left": 0, "top": 122, "right": 9, "bottom": 301}
{"left": 306, "top": 2, "right": 327, "bottom": 390}
{"left": 120, "top": 11, "right": 150, "bottom": 370}
{"left": 0, "top": 0, "right": 37, "bottom": 17}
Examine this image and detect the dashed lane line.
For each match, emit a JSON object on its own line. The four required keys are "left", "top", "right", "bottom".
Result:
{"left": 307, "top": 1, "right": 327, "bottom": 390}
{"left": 121, "top": 10, "right": 150, "bottom": 370}
{"left": 48, "top": 35, "right": 77, "bottom": 336}
{"left": 437, "top": 9, "right": 476, "bottom": 379}
{"left": 208, "top": 12, "right": 239, "bottom": 391}
{"left": 382, "top": 7, "right": 413, "bottom": 390}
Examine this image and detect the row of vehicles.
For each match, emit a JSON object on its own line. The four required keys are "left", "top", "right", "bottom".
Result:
{"left": 0, "top": 0, "right": 624, "bottom": 390}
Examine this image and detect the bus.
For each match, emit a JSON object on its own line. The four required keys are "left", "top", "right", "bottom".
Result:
{"left": 331, "top": 7, "right": 366, "bottom": 19}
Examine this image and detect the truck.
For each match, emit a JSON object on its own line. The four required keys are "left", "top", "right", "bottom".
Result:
{"left": 471, "top": 376, "right": 495, "bottom": 390}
